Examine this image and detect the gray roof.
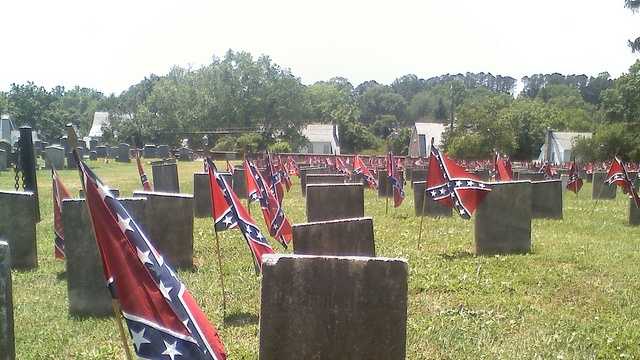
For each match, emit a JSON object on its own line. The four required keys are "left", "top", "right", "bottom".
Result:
{"left": 550, "top": 131, "right": 592, "bottom": 149}
{"left": 415, "top": 122, "right": 446, "bottom": 147}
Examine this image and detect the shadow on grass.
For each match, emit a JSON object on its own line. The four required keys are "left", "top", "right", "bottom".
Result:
{"left": 439, "top": 250, "right": 474, "bottom": 261}
{"left": 224, "top": 311, "right": 258, "bottom": 327}
{"left": 56, "top": 271, "right": 66, "bottom": 281}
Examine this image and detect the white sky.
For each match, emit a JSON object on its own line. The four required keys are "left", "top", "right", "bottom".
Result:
{"left": 1, "top": 0, "right": 638, "bottom": 95}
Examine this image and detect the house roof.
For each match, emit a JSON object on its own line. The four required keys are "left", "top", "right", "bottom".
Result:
{"left": 415, "top": 122, "right": 446, "bottom": 146}
{"left": 88, "top": 112, "right": 109, "bottom": 138}
{"left": 550, "top": 131, "right": 592, "bottom": 149}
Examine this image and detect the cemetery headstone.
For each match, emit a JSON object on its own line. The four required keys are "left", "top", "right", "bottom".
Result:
{"left": 531, "top": 180, "right": 563, "bottom": 219}
{"left": 152, "top": 163, "right": 180, "bottom": 193}
{"left": 630, "top": 198, "right": 640, "bottom": 226}
{"left": 232, "top": 167, "right": 247, "bottom": 199}
{"left": 378, "top": 170, "right": 403, "bottom": 197}
{"left": 0, "top": 191, "right": 37, "bottom": 269}
{"left": 95, "top": 145, "right": 107, "bottom": 158}
{"left": 292, "top": 217, "right": 375, "bottom": 256}
{"left": 413, "top": 181, "right": 452, "bottom": 217}
{"left": 89, "top": 139, "right": 98, "bottom": 150}
{"left": 116, "top": 143, "right": 130, "bottom": 163}
{"left": 560, "top": 174, "right": 569, "bottom": 191}
{"left": 300, "top": 167, "right": 332, "bottom": 196}
{"left": 79, "top": 188, "right": 119, "bottom": 198}
{"left": 157, "top": 145, "right": 170, "bottom": 159}
{"left": 306, "top": 183, "right": 364, "bottom": 222}
{"left": 411, "top": 168, "right": 428, "bottom": 184}
{"left": 259, "top": 254, "right": 408, "bottom": 360}
{"left": 305, "top": 174, "right": 346, "bottom": 194}
{"left": 475, "top": 181, "right": 532, "bottom": 255}
{"left": 518, "top": 172, "right": 545, "bottom": 181}
{"left": 0, "top": 241, "right": 14, "bottom": 359}
{"left": 193, "top": 172, "right": 211, "bottom": 218}
{"left": 89, "top": 151, "right": 97, "bottom": 160}
{"left": 0, "top": 150, "right": 6, "bottom": 171}
{"left": 178, "top": 147, "right": 193, "bottom": 161}
{"left": 132, "top": 191, "right": 194, "bottom": 269}
{"left": 143, "top": 144, "right": 157, "bottom": 158}
{"left": 592, "top": 172, "right": 616, "bottom": 199}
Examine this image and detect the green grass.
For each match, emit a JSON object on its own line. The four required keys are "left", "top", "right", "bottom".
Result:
{"left": 2, "top": 160, "right": 640, "bottom": 359}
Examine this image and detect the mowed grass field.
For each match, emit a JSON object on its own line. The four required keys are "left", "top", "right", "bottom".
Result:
{"left": 2, "top": 159, "right": 640, "bottom": 359}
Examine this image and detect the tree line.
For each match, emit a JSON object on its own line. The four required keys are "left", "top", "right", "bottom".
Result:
{"left": 1, "top": 49, "right": 638, "bottom": 161}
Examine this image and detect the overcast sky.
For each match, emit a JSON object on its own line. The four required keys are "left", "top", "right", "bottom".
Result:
{"left": 1, "top": 0, "right": 638, "bottom": 95}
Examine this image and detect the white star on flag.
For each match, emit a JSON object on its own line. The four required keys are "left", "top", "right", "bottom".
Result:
{"left": 136, "top": 248, "right": 152, "bottom": 266}
{"left": 162, "top": 340, "right": 182, "bottom": 360}
{"left": 130, "top": 328, "right": 150, "bottom": 351}
{"left": 158, "top": 281, "right": 173, "bottom": 300}
{"left": 117, "top": 214, "right": 134, "bottom": 234}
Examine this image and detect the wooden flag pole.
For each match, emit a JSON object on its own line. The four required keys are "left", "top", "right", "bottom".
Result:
{"left": 417, "top": 189, "right": 427, "bottom": 247}
{"left": 65, "top": 124, "right": 132, "bottom": 360}
{"left": 207, "top": 157, "right": 228, "bottom": 314}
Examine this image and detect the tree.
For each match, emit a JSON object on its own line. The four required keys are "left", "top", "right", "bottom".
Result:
{"left": 391, "top": 74, "right": 426, "bottom": 101}
{"left": 626, "top": 0, "right": 640, "bottom": 52}
{"left": 358, "top": 85, "right": 406, "bottom": 124}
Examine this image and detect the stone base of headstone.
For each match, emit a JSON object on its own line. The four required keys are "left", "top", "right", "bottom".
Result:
{"left": 0, "top": 191, "right": 37, "bottom": 269}
{"left": 531, "top": 180, "right": 563, "bottom": 219}
{"left": 259, "top": 254, "right": 408, "bottom": 360}
{"left": 413, "top": 181, "right": 452, "bottom": 217}
{"left": 306, "top": 184, "right": 364, "bottom": 222}
{"left": 292, "top": 217, "right": 375, "bottom": 256}
{"left": 132, "top": 191, "right": 194, "bottom": 269}
{"left": 630, "top": 198, "right": 640, "bottom": 226}
{"left": 592, "top": 172, "right": 616, "bottom": 199}
{"left": 0, "top": 241, "right": 14, "bottom": 359}
{"left": 474, "top": 181, "right": 532, "bottom": 255}
{"left": 152, "top": 163, "right": 180, "bottom": 193}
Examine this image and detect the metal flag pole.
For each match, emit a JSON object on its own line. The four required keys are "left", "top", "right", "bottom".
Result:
{"left": 66, "top": 124, "right": 133, "bottom": 360}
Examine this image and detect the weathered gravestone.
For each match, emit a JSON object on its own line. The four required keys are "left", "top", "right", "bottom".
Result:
{"left": 474, "top": 169, "right": 491, "bottom": 181}
{"left": 0, "top": 241, "right": 14, "bottom": 360}
{"left": 132, "top": 191, "right": 194, "bottom": 269}
{"left": 531, "top": 180, "right": 563, "bottom": 219}
{"left": 95, "top": 145, "right": 107, "bottom": 158}
{"left": 152, "top": 163, "right": 180, "bottom": 193}
{"left": 79, "top": 188, "right": 119, "bottom": 198}
{"left": 0, "top": 191, "right": 37, "bottom": 269}
{"left": 292, "top": 217, "right": 375, "bottom": 256}
{"left": 517, "top": 172, "right": 545, "bottom": 181}
{"left": 413, "top": 181, "right": 452, "bottom": 217}
{"left": 89, "top": 151, "right": 97, "bottom": 161}
{"left": 378, "top": 170, "right": 404, "bottom": 197}
{"left": 560, "top": 174, "right": 569, "bottom": 191}
{"left": 0, "top": 142, "right": 11, "bottom": 161}
{"left": 305, "top": 174, "right": 346, "bottom": 194}
{"left": 300, "top": 167, "right": 332, "bottom": 196}
{"left": 143, "top": 144, "right": 157, "bottom": 158}
{"left": 157, "top": 145, "right": 170, "bottom": 159}
{"left": 193, "top": 172, "right": 230, "bottom": 218}
{"left": 232, "top": 167, "right": 247, "bottom": 199}
{"left": 116, "top": 143, "right": 130, "bottom": 163}
{"left": 475, "top": 181, "right": 532, "bottom": 255}
{"left": 178, "top": 147, "right": 193, "bottom": 161}
{"left": 306, "top": 183, "right": 364, "bottom": 222}
{"left": 259, "top": 254, "right": 408, "bottom": 360}
{"left": 411, "top": 168, "right": 428, "bottom": 183}
{"left": 592, "top": 172, "right": 616, "bottom": 199}
{"left": 62, "top": 198, "right": 147, "bottom": 316}
{"left": 0, "top": 150, "right": 6, "bottom": 171}
{"left": 630, "top": 198, "right": 640, "bottom": 226}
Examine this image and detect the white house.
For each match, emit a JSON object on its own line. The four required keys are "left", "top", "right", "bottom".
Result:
{"left": 88, "top": 112, "right": 109, "bottom": 139}
{"left": 301, "top": 123, "right": 340, "bottom": 154}
{"left": 408, "top": 122, "right": 447, "bottom": 157}
{"left": 537, "top": 131, "right": 592, "bottom": 164}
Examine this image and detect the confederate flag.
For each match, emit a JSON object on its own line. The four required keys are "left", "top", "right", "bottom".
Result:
{"left": 52, "top": 168, "right": 72, "bottom": 259}
{"left": 353, "top": 155, "right": 378, "bottom": 190}
{"left": 386, "top": 152, "right": 404, "bottom": 207}
{"left": 426, "top": 143, "right": 491, "bottom": 219}
{"left": 494, "top": 152, "right": 513, "bottom": 181}
{"left": 606, "top": 157, "right": 640, "bottom": 208}
{"left": 566, "top": 161, "right": 583, "bottom": 194}
{"left": 77, "top": 158, "right": 227, "bottom": 359}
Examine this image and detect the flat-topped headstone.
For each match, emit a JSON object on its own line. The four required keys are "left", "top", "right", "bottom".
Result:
{"left": 95, "top": 145, "right": 107, "bottom": 158}
{"left": 560, "top": 174, "right": 569, "bottom": 191}
{"left": 531, "top": 179, "right": 563, "bottom": 219}
{"left": 475, "top": 181, "right": 532, "bottom": 255}
{"left": 259, "top": 254, "right": 408, "bottom": 360}
{"left": 306, "top": 183, "right": 364, "bottom": 222}
{"left": 592, "top": 172, "right": 616, "bottom": 199}
{"left": 152, "top": 163, "right": 180, "bottom": 193}
{"left": 193, "top": 172, "right": 223, "bottom": 218}
{"left": 79, "top": 188, "right": 119, "bottom": 198}
{"left": 0, "top": 150, "right": 6, "bottom": 171}
{"left": 178, "top": 147, "right": 193, "bottom": 161}
{"left": 630, "top": 198, "right": 640, "bottom": 226}
{"left": 292, "top": 217, "right": 375, "bottom": 256}
{"left": 157, "top": 145, "right": 170, "bottom": 158}
{"left": 300, "top": 167, "right": 331, "bottom": 196}
{"left": 413, "top": 181, "right": 452, "bottom": 217}
{"left": 305, "top": 174, "right": 346, "bottom": 194}
{"left": 132, "top": 191, "right": 193, "bottom": 269}
{"left": 232, "top": 168, "right": 247, "bottom": 199}
{"left": 517, "top": 172, "right": 545, "bottom": 181}
{"left": 0, "top": 191, "right": 37, "bottom": 269}
{"left": 378, "top": 170, "right": 403, "bottom": 197}
{"left": 0, "top": 241, "right": 14, "bottom": 359}
{"left": 474, "top": 169, "right": 491, "bottom": 181}
{"left": 143, "top": 144, "right": 157, "bottom": 158}
{"left": 116, "top": 143, "right": 130, "bottom": 163}
{"left": 411, "top": 168, "right": 427, "bottom": 183}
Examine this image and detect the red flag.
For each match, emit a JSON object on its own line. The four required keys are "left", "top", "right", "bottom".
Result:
{"left": 606, "top": 157, "right": 640, "bottom": 207}
{"left": 135, "top": 152, "right": 152, "bottom": 191}
{"left": 386, "top": 152, "right": 404, "bottom": 207}
{"left": 287, "top": 156, "right": 300, "bottom": 177}
{"left": 52, "top": 168, "right": 72, "bottom": 260}
{"left": 244, "top": 160, "right": 293, "bottom": 247}
{"left": 426, "top": 143, "right": 491, "bottom": 219}
{"left": 353, "top": 155, "right": 378, "bottom": 190}
{"left": 208, "top": 158, "right": 275, "bottom": 271}
{"left": 494, "top": 153, "right": 513, "bottom": 181}
{"left": 567, "top": 161, "right": 583, "bottom": 194}
{"left": 78, "top": 159, "right": 227, "bottom": 359}
{"left": 335, "top": 156, "right": 350, "bottom": 177}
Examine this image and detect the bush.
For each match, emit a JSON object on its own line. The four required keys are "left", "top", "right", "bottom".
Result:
{"left": 213, "top": 135, "right": 237, "bottom": 151}
{"left": 338, "top": 120, "right": 380, "bottom": 153}
{"left": 447, "top": 133, "right": 490, "bottom": 159}
{"left": 268, "top": 141, "right": 292, "bottom": 154}
{"left": 387, "top": 127, "right": 411, "bottom": 155}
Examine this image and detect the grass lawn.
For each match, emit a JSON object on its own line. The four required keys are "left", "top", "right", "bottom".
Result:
{"left": 2, "top": 160, "right": 640, "bottom": 359}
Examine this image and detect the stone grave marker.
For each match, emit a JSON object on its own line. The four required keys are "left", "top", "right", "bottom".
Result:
{"left": 0, "top": 150, "right": 6, "bottom": 171}
{"left": 143, "top": 144, "right": 157, "bottom": 158}
{"left": 89, "top": 151, "right": 97, "bottom": 160}
{"left": 413, "top": 181, "right": 452, "bottom": 217}
{"left": 292, "top": 217, "right": 375, "bottom": 257}
{"left": 474, "top": 181, "right": 532, "bottom": 255}
{"left": 178, "top": 147, "right": 193, "bottom": 161}
{"left": 560, "top": 174, "right": 569, "bottom": 191}
{"left": 517, "top": 172, "right": 545, "bottom": 181}
{"left": 378, "top": 170, "right": 403, "bottom": 197}
{"left": 411, "top": 168, "right": 428, "bottom": 184}
{"left": 531, "top": 179, "right": 563, "bottom": 219}
{"left": 232, "top": 167, "right": 247, "bottom": 199}
{"left": 259, "top": 254, "right": 408, "bottom": 360}
{"left": 132, "top": 191, "right": 194, "bottom": 269}
{"left": 630, "top": 198, "right": 640, "bottom": 226}
{"left": 306, "top": 183, "right": 364, "bottom": 222}
{"left": 95, "top": 145, "right": 107, "bottom": 158}
{"left": 116, "top": 143, "right": 130, "bottom": 163}
{"left": 0, "top": 191, "right": 37, "bottom": 269}
{"left": 300, "top": 167, "right": 331, "bottom": 196}
{"left": 592, "top": 172, "right": 616, "bottom": 199}
{"left": 152, "top": 163, "right": 180, "bottom": 193}
{"left": 192, "top": 172, "right": 232, "bottom": 218}
{"left": 157, "top": 145, "right": 170, "bottom": 158}
{"left": 79, "top": 188, "right": 119, "bottom": 198}
{"left": 305, "top": 174, "right": 346, "bottom": 194}
{"left": 0, "top": 241, "right": 14, "bottom": 359}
